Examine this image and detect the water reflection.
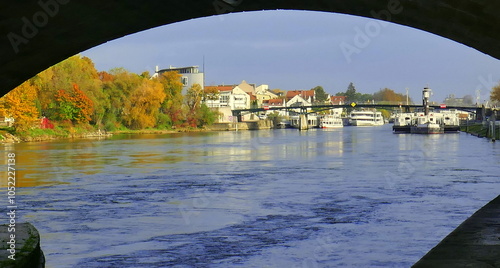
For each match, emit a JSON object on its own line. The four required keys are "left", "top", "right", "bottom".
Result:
{"left": 2, "top": 126, "right": 499, "bottom": 267}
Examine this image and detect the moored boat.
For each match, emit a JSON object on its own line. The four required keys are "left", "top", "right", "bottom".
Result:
{"left": 320, "top": 108, "right": 343, "bottom": 128}
{"left": 320, "top": 115, "right": 343, "bottom": 128}
{"left": 441, "top": 109, "right": 460, "bottom": 132}
{"left": 392, "top": 112, "right": 413, "bottom": 133}
{"left": 349, "top": 109, "right": 384, "bottom": 126}
{"left": 410, "top": 113, "right": 444, "bottom": 134}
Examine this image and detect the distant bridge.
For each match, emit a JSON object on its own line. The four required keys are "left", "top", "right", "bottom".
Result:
{"left": 231, "top": 103, "right": 486, "bottom": 121}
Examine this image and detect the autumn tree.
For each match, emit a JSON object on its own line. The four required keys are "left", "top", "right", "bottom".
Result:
{"left": 51, "top": 84, "right": 94, "bottom": 124}
{"left": 158, "top": 71, "right": 185, "bottom": 127}
{"left": 373, "top": 88, "right": 408, "bottom": 103}
{"left": 491, "top": 81, "right": 500, "bottom": 102}
{"left": 33, "top": 55, "right": 106, "bottom": 125}
{"left": 123, "top": 79, "right": 166, "bottom": 129}
{"left": 0, "top": 81, "right": 40, "bottom": 132}
{"left": 100, "top": 68, "right": 143, "bottom": 129}
{"left": 204, "top": 86, "right": 220, "bottom": 101}
{"left": 186, "top": 84, "right": 203, "bottom": 112}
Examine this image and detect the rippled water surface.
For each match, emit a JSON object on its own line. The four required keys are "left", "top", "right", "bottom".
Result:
{"left": 2, "top": 125, "right": 499, "bottom": 267}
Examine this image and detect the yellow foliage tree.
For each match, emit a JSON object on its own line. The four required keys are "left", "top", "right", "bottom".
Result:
{"left": 1, "top": 82, "right": 40, "bottom": 132}
{"left": 158, "top": 71, "right": 185, "bottom": 126}
{"left": 124, "top": 79, "right": 166, "bottom": 129}
{"left": 491, "top": 81, "right": 500, "bottom": 102}
{"left": 186, "top": 84, "right": 203, "bottom": 112}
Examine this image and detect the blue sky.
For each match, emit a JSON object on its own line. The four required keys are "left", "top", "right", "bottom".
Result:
{"left": 81, "top": 10, "right": 500, "bottom": 103}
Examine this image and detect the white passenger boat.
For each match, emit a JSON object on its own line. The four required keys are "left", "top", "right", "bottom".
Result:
{"left": 440, "top": 109, "right": 460, "bottom": 132}
{"left": 410, "top": 112, "right": 444, "bottom": 134}
{"left": 392, "top": 112, "right": 413, "bottom": 133}
{"left": 320, "top": 108, "right": 343, "bottom": 128}
{"left": 349, "top": 110, "right": 384, "bottom": 126}
{"left": 320, "top": 115, "right": 343, "bottom": 128}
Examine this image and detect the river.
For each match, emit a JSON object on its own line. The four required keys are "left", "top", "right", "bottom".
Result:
{"left": 2, "top": 125, "right": 499, "bottom": 267}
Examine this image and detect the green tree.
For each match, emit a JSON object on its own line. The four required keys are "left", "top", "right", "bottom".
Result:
{"left": 196, "top": 104, "right": 217, "bottom": 127}
{"left": 336, "top": 83, "right": 373, "bottom": 103}
{"left": 312, "top": 86, "right": 329, "bottom": 104}
{"left": 346, "top": 82, "right": 357, "bottom": 102}
{"left": 100, "top": 68, "right": 142, "bottom": 129}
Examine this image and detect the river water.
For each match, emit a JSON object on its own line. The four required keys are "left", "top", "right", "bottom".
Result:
{"left": 2, "top": 125, "right": 499, "bottom": 267}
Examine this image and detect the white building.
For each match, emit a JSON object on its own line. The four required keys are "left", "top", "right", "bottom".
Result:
{"left": 286, "top": 95, "right": 312, "bottom": 108}
{"left": 152, "top": 65, "right": 204, "bottom": 94}
{"left": 204, "top": 85, "right": 250, "bottom": 110}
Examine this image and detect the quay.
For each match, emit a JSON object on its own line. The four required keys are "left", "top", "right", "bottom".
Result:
{"left": 413, "top": 195, "right": 500, "bottom": 267}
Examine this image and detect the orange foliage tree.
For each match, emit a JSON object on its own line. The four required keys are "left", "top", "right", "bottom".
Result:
{"left": 123, "top": 79, "right": 166, "bottom": 129}
{"left": 373, "top": 88, "right": 409, "bottom": 103}
{"left": 0, "top": 81, "right": 40, "bottom": 132}
{"left": 52, "top": 84, "right": 94, "bottom": 124}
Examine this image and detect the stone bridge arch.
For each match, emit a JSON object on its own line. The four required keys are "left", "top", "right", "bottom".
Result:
{"left": 1, "top": 0, "right": 499, "bottom": 96}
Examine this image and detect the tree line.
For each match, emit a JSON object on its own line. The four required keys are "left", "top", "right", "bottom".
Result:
{"left": 0, "top": 55, "right": 217, "bottom": 133}
{"left": 310, "top": 82, "right": 411, "bottom": 104}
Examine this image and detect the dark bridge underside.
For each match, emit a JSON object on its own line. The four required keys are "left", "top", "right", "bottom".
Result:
{"left": 1, "top": 0, "right": 500, "bottom": 97}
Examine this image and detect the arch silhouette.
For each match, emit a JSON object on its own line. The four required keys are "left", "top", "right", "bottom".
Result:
{"left": 1, "top": 0, "right": 499, "bottom": 96}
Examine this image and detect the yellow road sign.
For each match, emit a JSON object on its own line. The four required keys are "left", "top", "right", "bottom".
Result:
{"left": 350, "top": 102, "right": 356, "bottom": 107}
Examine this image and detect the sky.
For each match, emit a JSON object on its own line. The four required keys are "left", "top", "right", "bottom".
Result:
{"left": 81, "top": 10, "right": 500, "bottom": 104}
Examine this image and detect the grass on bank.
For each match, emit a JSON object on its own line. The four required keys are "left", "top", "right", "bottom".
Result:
{"left": 461, "top": 123, "right": 500, "bottom": 140}
{"left": 1, "top": 121, "right": 211, "bottom": 142}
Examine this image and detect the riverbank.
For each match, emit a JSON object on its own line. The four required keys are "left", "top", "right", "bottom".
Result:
{"left": 413, "top": 195, "right": 500, "bottom": 267}
{"left": 0, "top": 128, "right": 112, "bottom": 143}
{"left": 0, "top": 120, "right": 275, "bottom": 143}
{"left": 461, "top": 123, "right": 499, "bottom": 141}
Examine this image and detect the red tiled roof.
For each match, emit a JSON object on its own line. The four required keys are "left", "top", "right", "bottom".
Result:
{"left": 286, "top": 90, "right": 315, "bottom": 99}
{"left": 267, "top": 98, "right": 284, "bottom": 106}
{"left": 330, "top": 95, "right": 346, "bottom": 104}
{"left": 218, "top": 85, "right": 235, "bottom": 92}
{"left": 286, "top": 90, "right": 301, "bottom": 99}
{"left": 302, "top": 90, "right": 315, "bottom": 99}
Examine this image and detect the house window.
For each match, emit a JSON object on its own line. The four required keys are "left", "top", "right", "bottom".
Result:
{"left": 181, "top": 76, "right": 188, "bottom": 86}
